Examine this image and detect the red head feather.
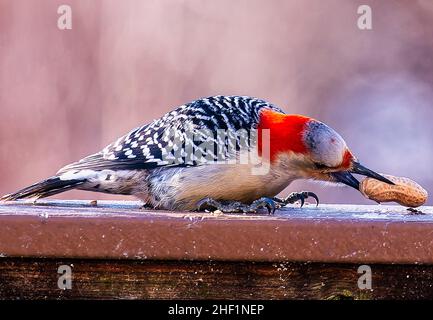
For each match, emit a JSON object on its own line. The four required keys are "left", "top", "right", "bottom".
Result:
{"left": 341, "top": 149, "right": 354, "bottom": 169}
{"left": 257, "top": 110, "right": 311, "bottom": 162}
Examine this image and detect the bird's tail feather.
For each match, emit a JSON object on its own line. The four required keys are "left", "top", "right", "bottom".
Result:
{"left": 1, "top": 176, "right": 85, "bottom": 201}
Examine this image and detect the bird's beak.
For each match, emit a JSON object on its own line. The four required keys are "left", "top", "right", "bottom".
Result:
{"left": 331, "top": 161, "right": 394, "bottom": 190}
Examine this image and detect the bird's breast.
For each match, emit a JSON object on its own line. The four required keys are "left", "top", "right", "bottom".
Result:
{"left": 144, "top": 161, "right": 297, "bottom": 210}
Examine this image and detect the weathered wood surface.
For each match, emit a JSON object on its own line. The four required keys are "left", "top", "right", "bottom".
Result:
{"left": 0, "top": 200, "right": 432, "bottom": 300}
{"left": 1, "top": 258, "right": 433, "bottom": 300}
{"left": 0, "top": 200, "right": 432, "bottom": 264}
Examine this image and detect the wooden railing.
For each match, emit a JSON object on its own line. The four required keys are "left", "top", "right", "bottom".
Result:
{"left": 0, "top": 200, "right": 432, "bottom": 299}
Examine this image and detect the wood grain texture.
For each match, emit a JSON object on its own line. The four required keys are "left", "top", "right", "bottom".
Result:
{"left": 1, "top": 258, "right": 433, "bottom": 300}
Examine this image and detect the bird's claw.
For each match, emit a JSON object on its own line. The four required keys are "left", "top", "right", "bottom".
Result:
{"left": 197, "top": 197, "right": 278, "bottom": 214}
{"left": 197, "top": 197, "right": 226, "bottom": 212}
{"left": 276, "top": 191, "right": 319, "bottom": 208}
{"left": 250, "top": 197, "right": 278, "bottom": 214}
{"left": 196, "top": 192, "right": 318, "bottom": 214}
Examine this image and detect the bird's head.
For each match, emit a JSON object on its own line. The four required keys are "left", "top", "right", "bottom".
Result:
{"left": 258, "top": 110, "right": 394, "bottom": 190}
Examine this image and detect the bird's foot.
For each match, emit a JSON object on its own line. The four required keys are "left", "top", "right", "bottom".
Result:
{"left": 197, "top": 197, "right": 278, "bottom": 214}
{"left": 273, "top": 191, "right": 319, "bottom": 208}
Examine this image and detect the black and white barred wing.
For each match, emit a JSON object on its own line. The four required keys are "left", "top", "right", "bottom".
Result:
{"left": 57, "top": 96, "right": 285, "bottom": 174}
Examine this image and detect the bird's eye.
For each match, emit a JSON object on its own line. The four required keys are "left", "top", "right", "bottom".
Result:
{"left": 314, "top": 162, "right": 329, "bottom": 170}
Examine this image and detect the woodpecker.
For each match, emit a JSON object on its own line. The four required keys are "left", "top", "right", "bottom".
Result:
{"left": 1, "top": 95, "right": 393, "bottom": 213}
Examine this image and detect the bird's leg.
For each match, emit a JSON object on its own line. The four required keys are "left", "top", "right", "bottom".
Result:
{"left": 273, "top": 191, "right": 319, "bottom": 208}
{"left": 197, "top": 197, "right": 278, "bottom": 214}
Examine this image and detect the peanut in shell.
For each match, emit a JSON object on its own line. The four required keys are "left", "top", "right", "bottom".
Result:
{"left": 359, "top": 174, "right": 428, "bottom": 208}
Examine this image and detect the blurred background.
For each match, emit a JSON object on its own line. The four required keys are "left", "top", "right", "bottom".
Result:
{"left": 0, "top": 0, "right": 432, "bottom": 205}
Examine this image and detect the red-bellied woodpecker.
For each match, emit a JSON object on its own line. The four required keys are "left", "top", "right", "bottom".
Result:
{"left": 1, "top": 95, "right": 393, "bottom": 213}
